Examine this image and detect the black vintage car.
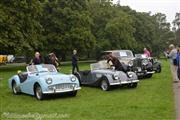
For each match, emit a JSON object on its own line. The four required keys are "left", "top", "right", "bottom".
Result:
{"left": 135, "top": 54, "right": 161, "bottom": 73}
{"left": 97, "top": 50, "right": 155, "bottom": 78}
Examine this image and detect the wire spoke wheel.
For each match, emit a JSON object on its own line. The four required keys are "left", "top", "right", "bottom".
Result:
{"left": 35, "top": 85, "right": 44, "bottom": 100}
{"left": 12, "top": 82, "right": 20, "bottom": 95}
{"left": 100, "top": 79, "right": 110, "bottom": 91}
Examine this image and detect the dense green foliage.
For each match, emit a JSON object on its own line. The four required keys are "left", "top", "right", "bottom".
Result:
{"left": 0, "top": 0, "right": 43, "bottom": 55}
{"left": 0, "top": 0, "right": 178, "bottom": 58}
{"left": 173, "top": 12, "right": 180, "bottom": 45}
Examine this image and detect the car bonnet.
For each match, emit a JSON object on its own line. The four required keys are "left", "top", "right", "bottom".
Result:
{"left": 38, "top": 72, "right": 73, "bottom": 84}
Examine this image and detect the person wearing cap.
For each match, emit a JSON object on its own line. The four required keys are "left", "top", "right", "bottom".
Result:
{"left": 72, "top": 50, "right": 79, "bottom": 74}
{"left": 32, "top": 52, "right": 43, "bottom": 65}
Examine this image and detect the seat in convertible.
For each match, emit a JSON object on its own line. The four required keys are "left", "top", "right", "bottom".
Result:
{"left": 18, "top": 72, "right": 28, "bottom": 83}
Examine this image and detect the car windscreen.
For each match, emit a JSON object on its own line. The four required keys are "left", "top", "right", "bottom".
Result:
{"left": 114, "top": 51, "right": 134, "bottom": 58}
{"left": 27, "top": 64, "right": 57, "bottom": 73}
{"left": 27, "top": 65, "right": 38, "bottom": 73}
{"left": 91, "top": 61, "right": 109, "bottom": 70}
{"left": 41, "top": 64, "right": 57, "bottom": 72}
{"left": 135, "top": 54, "right": 147, "bottom": 58}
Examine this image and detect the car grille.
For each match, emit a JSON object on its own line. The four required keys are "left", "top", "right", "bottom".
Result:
{"left": 49, "top": 83, "right": 76, "bottom": 90}
{"left": 133, "top": 58, "right": 142, "bottom": 67}
{"left": 149, "top": 58, "right": 154, "bottom": 64}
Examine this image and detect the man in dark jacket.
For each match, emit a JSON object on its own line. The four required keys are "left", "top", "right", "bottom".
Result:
{"left": 72, "top": 50, "right": 79, "bottom": 74}
{"left": 107, "top": 54, "right": 125, "bottom": 72}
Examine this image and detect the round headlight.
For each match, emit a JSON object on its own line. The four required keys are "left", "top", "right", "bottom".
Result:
{"left": 113, "top": 74, "right": 119, "bottom": 80}
{"left": 154, "top": 58, "right": 158, "bottom": 62}
{"left": 71, "top": 76, "right": 76, "bottom": 82}
{"left": 46, "top": 78, "right": 53, "bottom": 84}
{"left": 128, "top": 60, "right": 133, "bottom": 67}
{"left": 142, "top": 59, "right": 148, "bottom": 65}
{"left": 127, "top": 72, "right": 133, "bottom": 78}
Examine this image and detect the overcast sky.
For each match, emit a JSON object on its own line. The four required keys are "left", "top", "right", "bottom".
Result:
{"left": 113, "top": 0, "right": 180, "bottom": 24}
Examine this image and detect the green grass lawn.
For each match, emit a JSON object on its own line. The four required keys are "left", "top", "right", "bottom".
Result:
{"left": 0, "top": 61, "right": 175, "bottom": 120}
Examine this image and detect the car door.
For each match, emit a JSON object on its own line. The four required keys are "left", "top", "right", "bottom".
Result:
{"left": 20, "top": 74, "right": 37, "bottom": 95}
{"left": 81, "top": 71, "right": 94, "bottom": 85}
{"left": 85, "top": 71, "right": 102, "bottom": 86}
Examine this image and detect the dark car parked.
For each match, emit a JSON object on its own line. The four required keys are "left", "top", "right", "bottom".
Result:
{"left": 13, "top": 56, "right": 27, "bottom": 63}
{"left": 135, "top": 54, "right": 161, "bottom": 73}
{"left": 75, "top": 61, "right": 139, "bottom": 91}
{"left": 97, "top": 50, "right": 155, "bottom": 78}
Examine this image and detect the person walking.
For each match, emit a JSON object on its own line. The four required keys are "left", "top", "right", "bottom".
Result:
{"left": 72, "top": 50, "right": 79, "bottom": 74}
{"left": 32, "top": 52, "right": 43, "bottom": 65}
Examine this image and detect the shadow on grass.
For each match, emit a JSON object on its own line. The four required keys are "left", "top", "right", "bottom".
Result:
{"left": 7, "top": 84, "right": 139, "bottom": 101}
{"left": 81, "top": 84, "right": 138, "bottom": 92}
{"left": 8, "top": 91, "right": 79, "bottom": 101}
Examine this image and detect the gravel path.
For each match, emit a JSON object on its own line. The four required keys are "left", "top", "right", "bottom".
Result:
{"left": 171, "top": 65, "right": 180, "bottom": 120}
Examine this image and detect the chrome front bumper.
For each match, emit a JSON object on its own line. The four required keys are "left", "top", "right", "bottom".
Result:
{"left": 136, "top": 71, "right": 155, "bottom": 76}
{"left": 146, "top": 71, "right": 155, "bottom": 74}
{"left": 43, "top": 87, "right": 81, "bottom": 94}
{"left": 110, "top": 80, "right": 139, "bottom": 86}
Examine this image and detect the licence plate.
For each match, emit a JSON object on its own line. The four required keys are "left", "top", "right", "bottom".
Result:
{"left": 137, "top": 67, "right": 142, "bottom": 72}
{"left": 57, "top": 84, "right": 73, "bottom": 90}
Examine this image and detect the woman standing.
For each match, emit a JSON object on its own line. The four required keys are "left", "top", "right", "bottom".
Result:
{"left": 49, "top": 53, "right": 59, "bottom": 68}
{"left": 143, "top": 48, "right": 151, "bottom": 57}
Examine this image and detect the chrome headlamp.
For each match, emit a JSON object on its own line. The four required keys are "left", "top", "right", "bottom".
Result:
{"left": 113, "top": 74, "right": 119, "bottom": 80}
{"left": 71, "top": 76, "right": 76, "bottom": 82}
{"left": 46, "top": 78, "right": 53, "bottom": 84}
{"left": 142, "top": 59, "right": 148, "bottom": 66}
{"left": 127, "top": 72, "right": 133, "bottom": 78}
{"left": 154, "top": 58, "right": 158, "bottom": 62}
{"left": 128, "top": 60, "right": 133, "bottom": 67}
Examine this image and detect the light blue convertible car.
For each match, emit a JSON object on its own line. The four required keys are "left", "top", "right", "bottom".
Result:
{"left": 8, "top": 64, "right": 81, "bottom": 100}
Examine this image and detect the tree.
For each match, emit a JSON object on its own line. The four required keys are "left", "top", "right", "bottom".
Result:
{"left": 89, "top": 1, "right": 136, "bottom": 55}
{"left": 173, "top": 12, "right": 180, "bottom": 29}
{"left": 41, "top": 0, "right": 95, "bottom": 58}
{"left": 0, "top": 0, "right": 176, "bottom": 59}
{"left": 173, "top": 12, "right": 180, "bottom": 45}
{"left": 175, "top": 28, "right": 180, "bottom": 45}
{"left": 151, "top": 13, "right": 174, "bottom": 56}
{"left": 104, "top": 11, "right": 136, "bottom": 50}
{"left": 0, "top": 0, "right": 43, "bottom": 56}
